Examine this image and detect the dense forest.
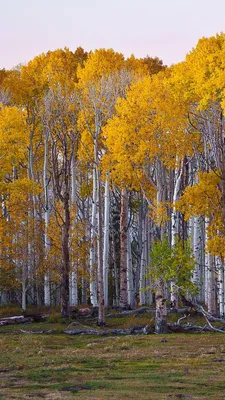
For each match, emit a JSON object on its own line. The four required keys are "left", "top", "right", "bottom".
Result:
{"left": 0, "top": 33, "right": 225, "bottom": 334}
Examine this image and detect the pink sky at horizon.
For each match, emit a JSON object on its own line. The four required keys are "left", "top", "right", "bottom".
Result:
{"left": 1, "top": 0, "right": 225, "bottom": 69}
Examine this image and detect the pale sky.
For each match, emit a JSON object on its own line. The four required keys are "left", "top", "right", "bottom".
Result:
{"left": 0, "top": 0, "right": 225, "bottom": 69}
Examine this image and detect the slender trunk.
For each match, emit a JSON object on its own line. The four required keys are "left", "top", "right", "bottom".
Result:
{"left": 155, "top": 160, "right": 168, "bottom": 331}
{"left": 44, "top": 129, "right": 51, "bottom": 306}
{"left": 103, "top": 176, "right": 110, "bottom": 308}
{"left": 112, "top": 229, "right": 120, "bottom": 307}
{"left": 139, "top": 216, "right": 147, "bottom": 306}
{"left": 204, "top": 218, "right": 209, "bottom": 306}
{"left": 61, "top": 192, "right": 70, "bottom": 318}
{"left": 120, "top": 188, "right": 128, "bottom": 309}
{"left": 192, "top": 216, "right": 202, "bottom": 300}
{"left": 170, "top": 161, "right": 183, "bottom": 310}
{"left": 135, "top": 198, "right": 143, "bottom": 305}
{"left": 22, "top": 267, "right": 27, "bottom": 311}
{"left": 145, "top": 216, "right": 153, "bottom": 305}
{"left": 90, "top": 167, "right": 98, "bottom": 307}
{"left": 26, "top": 133, "right": 36, "bottom": 307}
{"left": 70, "top": 151, "right": 78, "bottom": 306}
{"left": 171, "top": 163, "right": 183, "bottom": 247}
{"left": 207, "top": 254, "right": 216, "bottom": 315}
{"left": 97, "top": 174, "right": 105, "bottom": 325}
{"left": 82, "top": 276, "right": 87, "bottom": 304}
{"left": 127, "top": 228, "right": 134, "bottom": 307}
{"left": 216, "top": 256, "right": 224, "bottom": 317}
{"left": 71, "top": 271, "right": 78, "bottom": 306}
{"left": 155, "top": 279, "right": 167, "bottom": 334}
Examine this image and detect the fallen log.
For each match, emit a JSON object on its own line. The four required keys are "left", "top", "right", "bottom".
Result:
{"left": 0, "top": 313, "right": 46, "bottom": 326}
{"left": 23, "top": 313, "right": 47, "bottom": 322}
{"left": 197, "top": 305, "right": 225, "bottom": 324}
{"left": 64, "top": 329, "right": 108, "bottom": 335}
{"left": 105, "top": 307, "right": 193, "bottom": 319}
{"left": 64, "top": 324, "right": 153, "bottom": 336}
{"left": 197, "top": 310, "right": 225, "bottom": 333}
{"left": 170, "top": 310, "right": 225, "bottom": 333}
{"left": 105, "top": 307, "right": 154, "bottom": 318}
{"left": 167, "top": 323, "right": 211, "bottom": 333}
{"left": 0, "top": 315, "right": 33, "bottom": 326}
{"left": 19, "top": 329, "right": 55, "bottom": 334}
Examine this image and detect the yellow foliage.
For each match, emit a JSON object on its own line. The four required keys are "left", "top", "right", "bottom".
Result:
{"left": 150, "top": 200, "right": 170, "bottom": 226}
{"left": 177, "top": 170, "right": 221, "bottom": 219}
{"left": 77, "top": 49, "right": 125, "bottom": 85}
{"left": 0, "top": 105, "right": 28, "bottom": 176}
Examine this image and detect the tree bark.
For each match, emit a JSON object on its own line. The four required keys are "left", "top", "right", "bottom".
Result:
{"left": 170, "top": 161, "right": 183, "bottom": 310}
{"left": 127, "top": 228, "right": 134, "bottom": 307}
{"left": 97, "top": 173, "right": 105, "bottom": 325}
{"left": 216, "top": 256, "right": 224, "bottom": 317}
{"left": 155, "top": 279, "right": 168, "bottom": 334}
{"left": 61, "top": 191, "right": 70, "bottom": 318}
{"left": 103, "top": 176, "right": 110, "bottom": 308}
{"left": 207, "top": 254, "right": 216, "bottom": 315}
{"left": 139, "top": 216, "right": 147, "bottom": 306}
{"left": 90, "top": 166, "right": 98, "bottom": 307}
{"left": 120, "top": 188, "right": 128, "bottom": 309}
{"left": 43, "top": 128, "right": 51, "bottom": 306}
{"left": 70, "top": 150, "right": 78, "bottom": 306}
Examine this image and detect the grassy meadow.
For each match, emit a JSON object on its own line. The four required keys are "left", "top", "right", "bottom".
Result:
{"left": 0, "top": 309, "right": 225, "bottom": 399}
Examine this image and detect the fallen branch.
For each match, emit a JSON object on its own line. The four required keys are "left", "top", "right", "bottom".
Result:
{"left": 168, "top": 323, "right": 211, "bottom": 333}
{"left": 199, "top": 313, "right": 225, "bottom": 333}
{"left": 176, "top": 314, "right": 190, "bottom": 325}
{"left": 19, "top": 329, "right": 54, "bottom": 334}
{"left": 197, "top": 305, "right": 225, "bottom": 324}
{"left": 105, "top": 307, "right": 153, "bottom": 318}
{"left": 0, "top": 316, "right": 33, "bottom": 326}
{"left": 0, "top": 313, "right": 46, "bottom": 327}
{"left": 179, "top": 292, "right": 225, "bottom": 324}
{"left": 64, "top": 329, "right": 108, "bottom": 335}
{"left": 64, "top": 324, "right": 152, "bottom": 336}
{"left": 65, "top": 321, "right": 95, "bottom": 331}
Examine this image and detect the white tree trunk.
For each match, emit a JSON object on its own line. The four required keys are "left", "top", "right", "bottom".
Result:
{"left": 22, "top": 280, "right": 26, "bottom": 311}
{"left": 82, "top": 276, "right": 87, "bottom": 304}
{"left": 120, "top": 188, "right": 128, "bottom": 309}
{"left": 44, "top": 129, "right": 50, "bottom": 306}
{"left": 204, "top": 218, "right": 209, "bottom": 306}
{"left": 207, "top": 254, "right": 216, "bottom": 314}
{"left": 155, "top": 279, "right": 168, "bottom": 333}
{"left": 139, "top": 217, "right": 147, "bottom": 306}
{"left": 71, "top": 271, "right": 78, "bottom": 306}
{"left": 192, "top": 216, "right": 202, "bottom": 300}
{"left": 112, "top": 229, "right": 120, "bottom": 307}
{"left": 171, "top": 162, "right": 183, "bottom": 247}
{"left": 170, "top": 162, "right": 183, "bottom": 310}
{"left": 22, "top": 254, "right": 27, "bottom": 311}
{"left": 127, "top": 228, "right": 134, "bottom": 307}
{"left": 96, "top": 170, "right": 105, "bottom": 325}
{"left": 103, "top": 176, "right": 110, "bottom": 308}
{"left": 70, "top": 151, "right": 78, "bottom": 306}
{"left": 145, "top": 216, "right": 153, "bottom": 305}
{"left": 216, "top": 256, "right": 224, "bottom": 317}
{"left": 90, "top": 166, "right": 98, "bottom": 307}
{"left": 155, "top": 161, "right": 168, "bottom": 332}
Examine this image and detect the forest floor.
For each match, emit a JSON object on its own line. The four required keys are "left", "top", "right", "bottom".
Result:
{"left": 0, "top": 308, "right": 225, "bottom": 399}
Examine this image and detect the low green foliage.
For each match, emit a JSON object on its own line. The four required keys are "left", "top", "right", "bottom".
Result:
{"left": 149, "top": 237, "right": 197, "bottom": 294}
{"left": 47, "top": 312, "right": 72, "bottom": 324}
